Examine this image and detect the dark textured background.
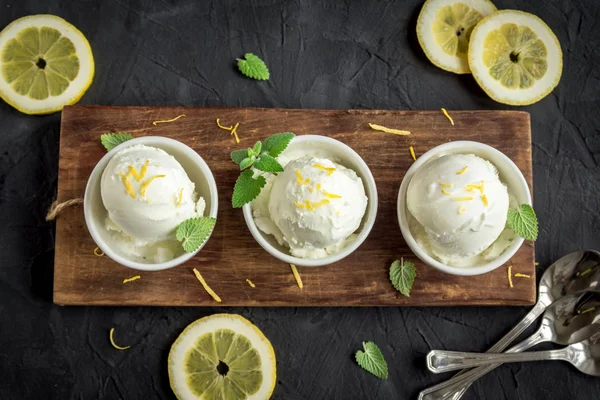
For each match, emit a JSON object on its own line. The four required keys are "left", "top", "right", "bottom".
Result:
{"left": 1, "top": 0, "right": 599, "bottom": 399}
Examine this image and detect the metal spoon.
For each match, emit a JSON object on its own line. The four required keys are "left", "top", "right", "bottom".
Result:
{"left": 427, "top": 333, "right": 600, "bottom": 375}
{"left": 419, "top": 250, "right": 600, "bottom": 400}
{"left": 427, "top": 290, "right": 600, "bottom": 373}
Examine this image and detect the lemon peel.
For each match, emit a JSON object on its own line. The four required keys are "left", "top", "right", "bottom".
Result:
{"left": 123, "top": 276, "right": 141, "bottom": 284}
{"left": 109, "top": 328, "right": 130, "bottom": 350}
{"left": 290, "top": 264, "right": 303, "bottom": 289}
{"left": 93, "top": 247, "right": 104, "bottom": 256}
{"left": 152, "top": 114, "right": 186, "bottom": 126}
{"left": 192, "top": 268, "right": 222, "bottom": 303}
{"left": 368, "top": 123, "right": 411, "bottom": 136}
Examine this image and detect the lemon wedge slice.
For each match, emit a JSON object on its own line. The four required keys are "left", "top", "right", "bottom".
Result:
{"left": 0, "top": 15, "right": 94, "bottom": 114}
{"left": 417, "top": 0, "right": 497, "bottom": 74}
{"left": 168, "top": 314, "right": 276, "bottom": 400}
{"left": 468, "top": 10, "right": 563, "bottom": 105}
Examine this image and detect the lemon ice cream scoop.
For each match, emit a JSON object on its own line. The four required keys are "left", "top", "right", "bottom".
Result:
{"left": 266, "top": 156, "right": 368, "bottom": 258}
{"left": 406, "top": 153, "right": 509, "bottom": 266}
{"left": 100, "top": 144, "right": 204, "bottom": 261}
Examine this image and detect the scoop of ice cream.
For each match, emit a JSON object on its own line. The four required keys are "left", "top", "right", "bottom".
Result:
{"left": 101, "top": 144, "right": 201, "bottom": 247}
{"left": 406, "top": 153, "right": 509, "bottom": 265}
{"left": 267, "top": 156, "right": 368, "bottom": 251}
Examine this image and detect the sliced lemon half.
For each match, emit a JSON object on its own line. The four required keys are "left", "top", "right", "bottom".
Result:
{"left": 0, "top": 15, "right": 94, "bottom": 114}
{"left": 417, "top": 0, "right": 497, "bottom": 74}
{"left": 168, "top": 314, "right": 277, "bottom": 400}
{"left": 468, "top": 10, "right": 563, "bottom": 105}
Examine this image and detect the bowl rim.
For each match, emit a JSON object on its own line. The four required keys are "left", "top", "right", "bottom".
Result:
{"left": 397, "top": 140, "right": 531, "bottom": 276}
{"left": 83, "top": 136, "right": 219, "bottom": 271}
{"left": 242, "top": 134, "right": 378, "bottom": 267}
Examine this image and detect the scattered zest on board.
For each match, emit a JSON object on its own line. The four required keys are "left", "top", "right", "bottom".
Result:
{"left": 290, "top": 264, "right": 303, "bottom": 289}
{"left": 123, "top": 276, "right": 141, "bottom": 284}
{"left": 246, "top": 279, "right": 256, "bottom": 288}
{"left": 409, "top": 146, "right": 416, "bottom": 161}
{"left": 216, "top": 118, "right": 240, "bottom": 143}
{"left": 368, "top": 123, "right": 411, "bottom": 136}
{"left": 441, "top": 108, "right": 454, "bottom": 125}
{"left": 514, "top": 273, "right": 531, "bottom": 279}
{"left": 192, "top": 268, "right": 222, "bottom": 302}
{"left": 109, "top": 328, "right": 131, "bottom": 350}
{"left": 507, "top": 265, "right": 514, "bottom": 288}
{"left": 152, "top": 114, "right": 186, "bottom": 126}
{"left": 93, "top": 247, "right": 104, "bottom": 256}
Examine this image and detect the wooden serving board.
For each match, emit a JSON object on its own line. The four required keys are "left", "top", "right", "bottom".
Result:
{"left": 54, "top": 106, "right": 535, "bottom": 306}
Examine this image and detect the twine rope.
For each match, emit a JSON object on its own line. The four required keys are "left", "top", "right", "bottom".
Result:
{"left": 45, "top": 198, "right": 84, "bottom": 221}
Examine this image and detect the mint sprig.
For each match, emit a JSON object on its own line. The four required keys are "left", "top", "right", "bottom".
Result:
{"left": 389, "top": 258, "right": 416, "bottom": 297}
{"left": 355, "top": 341, "right": 388, "bottom": 379}
{"left": 507, "top": 204, "right": 538, "bottom": 241}
{"left": 176, "top": 217, "right": 217, "bottom": 253}
{"left": 237, "top": 53, "right": 270, "bottom": 80}
{"left": 230, "top": 132, "right": 295, "bottom": 208}
{"left": 101, "top": 132, "right": 133, "bottom": 151}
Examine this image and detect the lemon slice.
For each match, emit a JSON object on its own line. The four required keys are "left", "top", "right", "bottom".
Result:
{"left": 168, "top": 314, "right": 276, "bottom": 400}
{"left": 468, "top": 10, "right": 562, "bottom": 105}
{"left": 0, "top": 15, "right": 94, "bottom": 114}
{"left": 417, "top": 0, "right": 497, "bottom": 74}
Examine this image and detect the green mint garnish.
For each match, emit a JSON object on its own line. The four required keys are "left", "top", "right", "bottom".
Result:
{"left": 230, "top": 132, "right": 295, "bottom": 208}
{"left": 237, "top": 53, "right": 270, "bottom": 80}
{"left": 101, "top": 132, "right": 133, "bottom": 151}
{"left": 176, "top": 217, "right": 217, "bottom": 253}
{"left": 355, "top": 341, "right": 388, "bottom": 379}
{"left": 389, "top": 258, "right": 416, "bottom": 297}
{"left": 507, "top": 204, "right": 538, "bottom": 241}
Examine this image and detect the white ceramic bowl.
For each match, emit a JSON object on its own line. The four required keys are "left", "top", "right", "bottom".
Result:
{"left": 84, "top": 136, "right": 218, "bottom": 271}
{"left": 397, "top": 141, "right": 531, "bottom": 276}
{"left": 242, "top": 135, "right": 378, "bottom": 267}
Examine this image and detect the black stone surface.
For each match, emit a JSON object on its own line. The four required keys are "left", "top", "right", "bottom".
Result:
{"left": 1, "top": 0, "right": 599, "bottom": 399}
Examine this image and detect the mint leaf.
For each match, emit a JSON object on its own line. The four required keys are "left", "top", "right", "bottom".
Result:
{"left": 262, "top": 132, "right": 295, "bottom": 157}
{"left": 507, "top": 204, "right": 538, "bottom": 241}
{"left": 355, "top": 342, "right": 388, "bottom": 379}
{"left": 101, "top": 132, "right": 133, "bottom": 151}
{"left": 240, "top": 157, "right": 255, "bottom": 170}
{"left": 231, "top": 149, "right": 249, "bottom": 164}
{"left": 252, "top": 141, "right": 262, "bottom": 155}
{"left": 176, "top": 217, "right": 217, "bottom": 253}
{"left": 237, "top": 53, "right": 270, "bottom": 80}
{"left": 389, "top": 258, "right": 416, "bottom": 297}
{"left": 232, "top": 170, "right": 267, "bottom": 208}
{"left": 254, "top": 155, "right": 284, "bottom": 173}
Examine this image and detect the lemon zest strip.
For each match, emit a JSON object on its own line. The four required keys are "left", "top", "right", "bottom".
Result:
{"left": 294, "top": 201, "right": 307, "bottom": 209}
{"left": 481, "top": 194, "right": 489, "bottom": 206}
{"left": 580, "top": 307, "right": 596, "bottom": 315}
{"left": 535, "top": 262, "right": 539, "bottom": 266}
{"left": 119, "top": 172, "right": 136, "bottom": 198}
{"left": 313, "top": 164, "right": 336, "bottom": 176}
{"left": 441, "top": 108, "right": 454, "bottom": 126}
{"left": 514, "top": 273, "right": 531, "bottom": 278}
{"left": 508, "top": 265, "right": 514, "bottom": 288}
{"left": 140, "top": 175, "right": 166, "bottom": 197}
{"left": 322, "top": 189, "right": 342, "bottom": 199}
{"left": 128, "top": 165, "right": 141, "bottom": 182}
{"left": 139, "top": 160, "right": 149, "bottom": 180}
{"left": 296, "top": 170, "right": 310, "bottom": 185}
{"left": 152, "top": 114, "right": 186, "bottom": 126}
{"left": 230, "top": 122, "right": 240, "bottom": 144}
{"left": 440, "top": 182, "right": 452, "bottom": 188}
{"left": 177, "top": 188, "right": 183, "bottom": 206}
{"left": 458, "top": 206, "right": 466, "bottom": 215}
{"left": 109, "top": 328, "right": 131, "bottom": 350}
{"left": 246, "top": 279, "right": 256, "bottom": 288}
{"left": 409, "top": 146, "right": 416, "bottom": 161}
{"left": 578, "top": 267, "right": 592, "bottom": 277}
{"left": 453, "top": 196, "right": 473, "bottom": 201}
{"left": 193, "top": 268, "right": 222, "bottom": 303}
{"left": 216, "top": 118, "right": 233, "bottom": 130}
{"left": 305, "top": 200, "right": 313, "bottom": 211}
{"left": 290, "top": 264, "right": 303, "bottom": 289}
{"left": 123, "top": 276, "right": 141, "bottom": 283}
{"left": 368, "top": 123, "right": 411, "bottom": 136}
{"left": 94, "top": 247, "right": 104, "bottom": 256}
{"left": 456, "top": 166, "right": 468, "bottom": 175}
{"left": 441, "top": 189, "right": 452, "bottom": 196}
{"left": 312, "top": 199, "right": 330, "bottom": 208}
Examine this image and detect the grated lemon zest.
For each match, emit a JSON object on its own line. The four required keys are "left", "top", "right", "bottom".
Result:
{"left": 466, "top": 183, "right": 484, "bottom": 193}
{"left": 305, "top": 200, "right": 313, "bottom": 211}
{"left": 139, "top": 160, "right": 149, "bottom": 180}
{"left": 290, "top": 264, "right": 303, "bottom": 289}
{"left": 296, "top": 170, "right": 310, "bottom": 185}
{"left": 368, "top": 123, "right": 411, "bottom": 136}
{"left": 322, "top": 189, "right": 342, "bottom": 199}
{"left": 481, "top": 194, "right": 489, "bottom": 206}
{"left": 453, "top": 196, "right": 473, "bottom": 201}
{"left": 123, "top": 275, "right": 141, "bottom": 283}
{"left": 216, "top": 118, "right": 233, "bottom": 130}
{"left": 441, "top": 189, "right": 452, "bottom": 196}
{"left": 514, "top": 273, "right": 531, "bottom": 278}
{"left": 440, "top": 182, "right": 453, "bottom": 188}
{"left": 313, "top": 164, "right": 336, "bottom": 176}
{"left": 294, "top": 201, "right": 307, "bottom": 209}
{"left": 177, "top": 188, "right": 183, "bottom": 206}
{"left": 508, "top": 265, "right": 514, "bottom": 288}
{"left": 119, "top": 172, "right": 136, "bottom": 198}
{"left": 152, "top": 114, "right": 186, "bottom": 126}
{"left": 193, "top": 268, "right": 222, "bottom": 303}
{"left": 458, "top": 206, "right": 466, "bottom": 215}
{"left": 312, "top": 199, "right": 330, "bottom": 208}
{"left": 128, "top": 165, "right": 141, "bottom": 182}
{"left": 441, "top": 108, "right": 454, "bottom": 125}
{"left": 246, "top": 279, "right": 256, "bottom": 288}
{"left": 140, "top": 175, "right": 166, "bottom": 197}
{"left": 94, "top": 247, "right": 104, "bottom": 256}
{"left": 409, "top": 146, "right": 416, "bottom": 161}
{"left": 230, "top": 122, "right": 241, "bottom": 144}
{"left": 109, "top": 328, "right": 131, "bottom": 350}
{"left": 456, "top": 166, "right": 468, "bottom": 175}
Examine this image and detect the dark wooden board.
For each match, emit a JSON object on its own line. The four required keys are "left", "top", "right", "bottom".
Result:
{"left": 53, "top": 106, "right": 535, "bottom": 306}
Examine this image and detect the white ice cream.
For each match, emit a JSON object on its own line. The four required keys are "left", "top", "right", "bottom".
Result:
{"left": 406, "top": 153, "right": 513, "bottom": 267}
{"left": 101, "top": 144, "right": 205, "bottom": 263}
{"left": 252, "top": 154, "right": 368, "bottom": 259}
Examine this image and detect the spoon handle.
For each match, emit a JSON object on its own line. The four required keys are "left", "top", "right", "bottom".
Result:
{"left": 418, "top": 301, "right": 547, "bottom": 400}
{"left": 427, "top": 347, "right": 569, "bottom": 373}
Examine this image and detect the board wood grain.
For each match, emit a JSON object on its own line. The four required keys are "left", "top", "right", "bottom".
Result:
{"left": 53, "top": 106, "right": 535, "bottom": 306}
